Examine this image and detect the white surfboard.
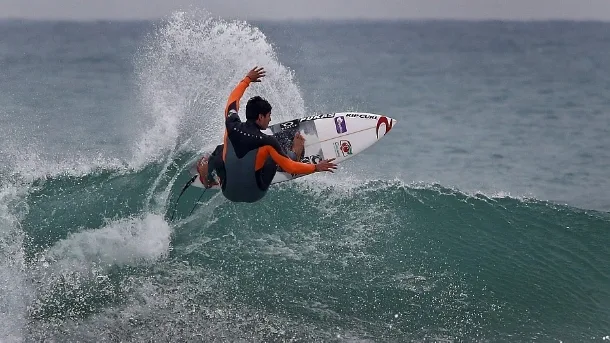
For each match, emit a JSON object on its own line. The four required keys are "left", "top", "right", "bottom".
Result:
{"left": 189, "top": 112, "right": 396, "bottom": 189}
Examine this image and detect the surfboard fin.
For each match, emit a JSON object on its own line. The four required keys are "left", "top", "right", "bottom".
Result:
{"left": 169, "top": 175, "right": 198, "bottom": 221}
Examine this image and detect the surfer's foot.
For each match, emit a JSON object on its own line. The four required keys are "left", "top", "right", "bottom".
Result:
{"left": 196, "top": 156, "right": 214, "bottom": 188}
{"left": 291, "top": 132, "right": 305, "bottom": 160}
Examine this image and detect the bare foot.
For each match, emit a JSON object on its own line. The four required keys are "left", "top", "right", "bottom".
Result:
{"left": 291, "top": 132, "right": 305, "bottom": 160}
{"left": 196, "top": 156, "right": 212, "bottom": 188}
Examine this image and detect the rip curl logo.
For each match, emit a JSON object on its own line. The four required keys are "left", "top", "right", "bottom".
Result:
{"left": 376, "top": 116, "right": 393, "bottom": 138}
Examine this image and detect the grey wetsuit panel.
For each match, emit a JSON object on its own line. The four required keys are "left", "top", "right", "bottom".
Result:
{"left": 222, "top": 141, "right": 267, "bottom": 203}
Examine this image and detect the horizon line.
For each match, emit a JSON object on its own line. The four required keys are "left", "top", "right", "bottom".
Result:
{"left": 1, "top": 16, "right": 610, "bottom": 23}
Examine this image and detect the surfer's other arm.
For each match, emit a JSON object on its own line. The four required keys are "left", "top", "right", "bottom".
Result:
{"left": 255, "top": 139, "right": 336, "bottom": 174}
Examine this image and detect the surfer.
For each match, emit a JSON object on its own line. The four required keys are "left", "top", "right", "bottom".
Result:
{"left": 197, "top": 66, "right": 337, "bottom": 203}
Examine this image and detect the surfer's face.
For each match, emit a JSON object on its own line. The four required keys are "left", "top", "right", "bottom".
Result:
{"left": 257, "top": 112, "right": 272, "bottom": 129}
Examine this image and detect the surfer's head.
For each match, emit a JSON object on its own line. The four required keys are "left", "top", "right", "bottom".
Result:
{"left": 246, "top": 96, "right": 272, "bottom": 129}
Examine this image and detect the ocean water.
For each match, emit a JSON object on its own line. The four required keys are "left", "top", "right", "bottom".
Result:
{"left": 1, "top": 11, "right": 609, "bottom": 342}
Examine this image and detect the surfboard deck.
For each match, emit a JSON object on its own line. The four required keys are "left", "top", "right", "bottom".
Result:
{"left": 189, "top": 112, "right": 396, "bottom": 189}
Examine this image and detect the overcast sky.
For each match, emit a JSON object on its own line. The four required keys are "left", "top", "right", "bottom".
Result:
{"left": 1, "top": 0, "right": 610, "bottom": 21}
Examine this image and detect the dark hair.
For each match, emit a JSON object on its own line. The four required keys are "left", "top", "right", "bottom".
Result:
{"left": 245, "top": 96, "right": 272, "bottom": 121}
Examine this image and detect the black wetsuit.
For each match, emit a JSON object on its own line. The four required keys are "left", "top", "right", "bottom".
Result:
{"left": 207, "top": 76, "right": 315, "bottom": 203}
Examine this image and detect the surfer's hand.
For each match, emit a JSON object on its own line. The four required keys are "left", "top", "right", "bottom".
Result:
{"left": 315, "top": 158, "right": 337, "bottom": 173}
{"left": 246, "top": 66, "right": 266, "bottom": 82}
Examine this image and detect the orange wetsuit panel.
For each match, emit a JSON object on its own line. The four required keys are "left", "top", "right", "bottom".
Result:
{"left": 222, "top": 77, "right": 251, "bottom": 161}
{"left": 255, "top": 145, "right": 316, "bottom": 175}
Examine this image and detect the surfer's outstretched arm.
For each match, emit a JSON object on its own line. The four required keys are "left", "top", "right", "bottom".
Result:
{"left": 224, "top": 67, "right": 266, "bottom": 120}
{"left": 222, "top": 77, "right": 250, "bottom": 161}
{"left": 222, "top": 67, "right": 266, "bottom": 161}
{"left": 224, "top": 77, "right": 250, "bottom": 120}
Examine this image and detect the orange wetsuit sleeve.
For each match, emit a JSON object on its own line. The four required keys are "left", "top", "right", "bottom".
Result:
{"left": 224, "top": 76, "right": 251, "bottom": 118}
{"left": 256, "top": 146, "right": 316, "bottom": 175}
{"left": 223, "top": 76, "right": 251, "bottom": 161}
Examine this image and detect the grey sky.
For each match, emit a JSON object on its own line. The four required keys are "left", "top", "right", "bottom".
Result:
{"left": 2, "top": 0, "right": 610, "bottom": 21}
